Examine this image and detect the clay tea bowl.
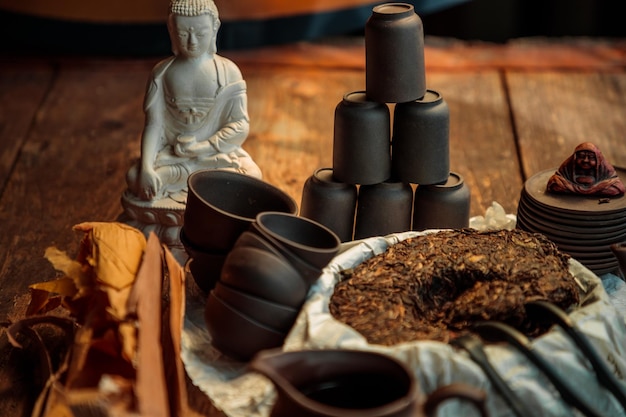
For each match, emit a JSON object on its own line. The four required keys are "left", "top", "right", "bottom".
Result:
{"left": 219, "top": 245, "right": 308, "bottom": 309}
{"left": 205, "top": 291, "right": 288, "bottom": 361}
{"left": 250, "top": 212, "right": 341, "bottom": 282}
{"left": 213, "top": 280, "right": 300, "bottom": 332}
{"left": 183, "top": 169, "right": 298, "bottom": 252}
{"left": 235, "top": 230, "right": 324, "bottom": 286}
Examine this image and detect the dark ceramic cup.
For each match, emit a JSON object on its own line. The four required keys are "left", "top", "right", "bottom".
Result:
{"left": 333, "top": 91, "right": 391, "bottom": 185}
{"left": 180, "top": 229, "right": 227, "bottom": 293}
{"left": 412, "top": 172, "right": 471, "bottom": 231}
{"left": 213, "top": 281, "right": 299, "bottom": 333}
{"left": 365, "top": 3, "right": 426, "bottom": 103}
{"left": 205, "top": 291, "right": 287, "bottom": 361}
{"left": 392, "top": 90, "right": 450, "bottom": 185}
{"left": 300, "top": 167, "right": 357, "bottom": 242}
{"left": 219, "top": 245, "right": 308, "bottom": 309}
{"left": 235, "top": 230, "right": 323, "bottom": 286}
{"left": 354, "top": 181, "right": 414, "bottom": 240}
{"left": 253, "top": 212, "right": 341, "bottom": 272}
{"left": 183, "top": 169, "right": 298, "bottom": 252}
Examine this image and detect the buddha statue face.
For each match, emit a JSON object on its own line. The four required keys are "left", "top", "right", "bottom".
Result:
{"left": 167, "top": 0, "right": 220, "bottom": 58}
{"left": 170, "top": 14, "right": 215, "bottom": 58}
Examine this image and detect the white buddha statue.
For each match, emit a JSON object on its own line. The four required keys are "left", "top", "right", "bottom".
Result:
{"left": 121, "top": 0, "right": 261, "bottom": 247}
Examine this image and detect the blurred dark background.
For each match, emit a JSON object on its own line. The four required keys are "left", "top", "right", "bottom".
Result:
{"left": 0, "top": 0, "right": 624, "bottom": 57}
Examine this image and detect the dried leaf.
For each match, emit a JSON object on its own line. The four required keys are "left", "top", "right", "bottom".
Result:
{"left": 30, "top": 277, "right": 78, "bottom": 298}
{"left": 43, "top": 247, "right": 86, "bottom": 288}
{"left": 73, "top": 222, "right": 147, "bottom": 291}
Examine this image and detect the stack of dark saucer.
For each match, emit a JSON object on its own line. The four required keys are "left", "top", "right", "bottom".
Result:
{"left": 516, "top": 167, "right": 626, "bottom": 276}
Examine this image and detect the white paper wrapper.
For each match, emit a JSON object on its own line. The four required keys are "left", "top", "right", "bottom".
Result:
{"left": 182, "top": 204, "right": 626, "bottom": 417}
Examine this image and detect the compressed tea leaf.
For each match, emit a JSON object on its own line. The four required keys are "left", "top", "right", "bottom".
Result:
{"left": 329, "top": 229, "right": 579, "bottom": 345}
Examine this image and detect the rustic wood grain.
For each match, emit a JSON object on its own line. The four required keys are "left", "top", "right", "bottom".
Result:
{"left": 224, "top": 36, "right": 626, "bottom": 71}
{"left": 0, "top": 61, "right": 150, "bottom": 320}
{"left": 508, "top": 71, "right": 626, "bottom": 178}
{"left": 427, "top": 71, "right": 520, "bottom": 215}
{"left": 0, "top": 62, "right": 54, "bottom": 196}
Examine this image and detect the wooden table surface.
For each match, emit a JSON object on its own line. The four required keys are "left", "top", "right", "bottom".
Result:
{"left": 1, "top": 36, "right": 626, "bottom": 416}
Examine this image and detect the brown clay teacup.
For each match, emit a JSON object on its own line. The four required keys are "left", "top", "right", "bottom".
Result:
{"left": 213, "top": 281, "right": 299, "bottom": 332}
{"left": 237, "top": 230, "right": 323, "bottom": 287}
{"left": 183, "top": 169, "right": 298, "bottom": 252}
{"left": 252, "top": 212, "right": 341, "bottom": 271}
{"left": 181, "top": 229, "right": 227, "bottom": 293}
{"left": 219, "top": 245, "right": 308, "bottom": 308}
{"left": 205, "top": 292, "right": 287, "bottom": 361}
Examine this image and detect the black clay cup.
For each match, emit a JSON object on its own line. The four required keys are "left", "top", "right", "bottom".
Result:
{"left": 183, "top": 169, "right": 298, "bottom": 252}
{"left": 213, "top": 281, "right": 299, "bottom": 333}
{"left": 244, "top": 226, "right": 324, "bottom": 287}
{"left": 219, "top": 245, "right": 308, "bottom": 309}
{"left": 412, "top": 172, "right": 471, "bottom": 231}
{"left": 392, "top": 90, "right": 450, "bottom": 185}
{"left": 333, "top": 91, "right": 391, "bottom": 185}
{"left": 354, "top": 181, "right": 414, "bottom": 240}
{"left": 300, "top": 167, "right": 357, "bottom": 242}
{"left": 205, "top": 291, "right": 287, "bottom": 361}
{"left": 365, "top": 3, "right": 426, "bottom": 103}
{"left": 253, "top": 212, "right": 341, "bottom": 272}
{"left": 181, "top": 229, "right": 228, "bottom": 293}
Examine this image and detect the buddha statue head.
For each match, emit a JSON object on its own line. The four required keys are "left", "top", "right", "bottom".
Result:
{"left": 167, "top": 0, "right": 220, "bottom": 57}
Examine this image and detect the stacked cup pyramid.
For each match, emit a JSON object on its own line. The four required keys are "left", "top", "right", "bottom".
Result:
{"left": 300, "top": 3, "right": 470, "bottom": 241}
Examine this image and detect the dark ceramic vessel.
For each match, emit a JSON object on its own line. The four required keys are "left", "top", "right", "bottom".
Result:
{"left": 180, "top": 229, "right": 227, "bottom": 293}
{"left": 354, "top": 181, "right": 414, "bottom": 239}
{"left": 365, "top": 3, "right": 426, "bottom": 103}
{"left": 253, "top": 212, "right": 341, "bottom": 272}
{"left": 249, "top": 349, "right": 488, "bottom": 417}
{"left": 240, "top": 228, "right": 323, "bottom": 286}
{"left": 392, "top": 90, "right": 450, "bottom": 185}
{"left": 219, "top": 245, "right": 308, "bottom": 308}
{"left": 300, "top": 167, "right": 357, "bottom": 242}
{"left": 412, "top": 172, "right": 471, "bottom": 231}
{"left": 516, "top": 167, "right": 626, "bottom": 275}
{"left": 333, "top": 91, "right": 391, "bottom": 185}
{"left": 212, "top": 281, "right": 299, "bottom": 332}
{"left": 205, "top": 292, "right": 287, "bottom": 361}
{"left": 183, "top": 169, "right": 298, "bottom": 252}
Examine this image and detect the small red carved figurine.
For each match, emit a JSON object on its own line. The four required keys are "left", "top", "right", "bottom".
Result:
{"left": 547, "top": 142, "right": 625, "bottom": 197}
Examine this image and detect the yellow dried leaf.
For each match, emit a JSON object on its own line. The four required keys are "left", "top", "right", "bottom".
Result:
{"left": 44, "top": 246, "right": 90, "bottom": 288}
{"left": 73, "top": 222, "right": 147, "bottom": 291}
{"left": 30, "top": 276, "right": 78, "bottom": 298}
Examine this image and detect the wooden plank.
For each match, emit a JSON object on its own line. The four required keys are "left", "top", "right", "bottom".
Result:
{"left": 508, "top": 71, "right": 626, "bottom": 179}
{"left": 224, "top": 37, "right": 626, "bottom": 71}
{"left": 429, "top": 70, "right": 521, "bottom": 216}
{"left": 0, "top": 60, "right": 151, "bottom": 321}
{"left": 0, "top": 62, "right": 54, "bottom": 196}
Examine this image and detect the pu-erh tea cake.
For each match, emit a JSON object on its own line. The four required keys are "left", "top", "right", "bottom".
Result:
{"left": 329, "top": 229, "right": 580, "bottom": 345}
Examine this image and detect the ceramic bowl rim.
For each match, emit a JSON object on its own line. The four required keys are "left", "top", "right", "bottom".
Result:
{"left": 255, "top": 211, "right": 341, "bottom": 254}
{"left": 188, "top": 169, "right": 298, "bottom": 223}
